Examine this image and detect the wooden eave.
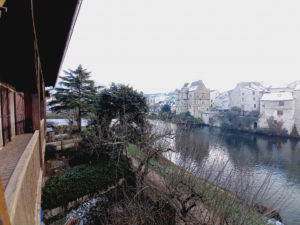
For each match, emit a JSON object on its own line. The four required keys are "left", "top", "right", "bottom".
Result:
{"left": 0, "top": 0, "right": 82, "bottom": 92}
{"left": 0, "top": 0, "right": 5, "bottom": 7}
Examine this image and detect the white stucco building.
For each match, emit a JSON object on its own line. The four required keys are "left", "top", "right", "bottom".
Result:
{"left": 213, "top": 91, "right": 230, "bottom": 111}
{"left": 229, "top": 82, "right": 268, "bottom": 113}
{"left": 293, "top": 84, "right": 300, "bottom": 134}
{"left": 210, "top": 90, "right": 220, "bottom": 109}
{"left": 258, "top": 92, "right": 295, "bottom": 134}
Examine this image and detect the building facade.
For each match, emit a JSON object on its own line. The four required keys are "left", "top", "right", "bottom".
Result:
{"left": 210, "top": 90, "right": 220, "bottom": 109}
{"left": 213, "top": 91, "right": 230, "bottom": 111}
{"left": 175, "top": 81, "right": 210, "bottom": 118}
{"left": 229, "top": 82, "right": 268, "bottom": 113}
{"left": 258, "top": 92, "right": 295, "bottom": 134}
{"left": 293, "top": 84, "right": 300, "bottom": 134}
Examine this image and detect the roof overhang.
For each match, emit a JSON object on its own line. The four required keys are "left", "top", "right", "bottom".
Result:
{"left": 0, "top": 0, "right": 82, "bottom": 92}
{"left": 0, "top": 0, "right": 5, "bottom": 7}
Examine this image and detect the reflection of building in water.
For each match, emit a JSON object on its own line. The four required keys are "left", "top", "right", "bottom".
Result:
{"left": 175, "top": 127, "right": 210, "bottom": 162}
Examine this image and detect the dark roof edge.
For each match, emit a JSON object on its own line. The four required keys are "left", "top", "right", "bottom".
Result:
{"left": 48, "top": 0, "right": 83, "bottom": 87}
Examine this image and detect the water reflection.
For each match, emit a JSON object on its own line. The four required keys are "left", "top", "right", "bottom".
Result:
{"left": 173, "top": 126, "right": 300, "bottom": 225}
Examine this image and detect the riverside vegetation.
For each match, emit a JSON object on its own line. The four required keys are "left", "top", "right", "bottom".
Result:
{"left": 43, "top": 66, "right": 284, "bottom": 224}
{"left": 153, "top": 104, "right": 300, "bottom": 139}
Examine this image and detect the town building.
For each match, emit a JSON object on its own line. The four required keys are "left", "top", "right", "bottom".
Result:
{"left": 293, "top": 84, "right": 300, "bottom": 134}
{"left": 210, "top": 90, "right": 220, "bottom": 109}
{"left": 0, "top": 0, "right": 81, "bottom": 224}
{"left": 229, "top": 82, "right": 268, "bottom": 114}
{"left": 145, "top": 92, "right": 176, "bottom": 113}
{"left": 258, "top": 92, "right": 295, "bottom": 134}
{"left": 175, "top": 81, "right": 210, "bottom": 118}
{"left": 213, "top": 91, "right": 230, "bottom": 111}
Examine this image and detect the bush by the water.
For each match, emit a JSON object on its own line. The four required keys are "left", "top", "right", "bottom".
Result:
{"left": 42, "top": 156, "right": 135, "bottom": 209}
{"left": 220, "top": 107, "right": 258, "bottom": 131}
{"left": 149, "top": 111, "right": 203, "bottom": 125}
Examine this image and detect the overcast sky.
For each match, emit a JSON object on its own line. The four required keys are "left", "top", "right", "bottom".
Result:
{"left": 62, "top": 0, "right": 300, "bottom": 94}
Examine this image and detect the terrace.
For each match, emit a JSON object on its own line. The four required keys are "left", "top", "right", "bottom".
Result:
{"left": 0, "top": 119, "right": 45, "bottom": 225}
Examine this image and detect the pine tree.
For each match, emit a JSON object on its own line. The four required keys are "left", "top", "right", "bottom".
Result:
{"left": 48, "top": 65, "right": 99, "bottom": 131}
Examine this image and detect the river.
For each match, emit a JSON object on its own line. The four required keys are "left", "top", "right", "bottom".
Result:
{"left": 153, "top": 121, "right": 300, "bottom": 225}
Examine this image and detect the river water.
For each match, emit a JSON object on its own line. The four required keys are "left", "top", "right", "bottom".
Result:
{"left": 153, "top": 121, "right": 300, "bottom": 225}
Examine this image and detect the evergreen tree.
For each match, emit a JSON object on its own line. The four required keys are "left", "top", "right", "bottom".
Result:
{"left": 48, "top": 65, "right": 99, "bottom": 131}
{"left": 96, "top": 83, "right": 149, "bottom": 132}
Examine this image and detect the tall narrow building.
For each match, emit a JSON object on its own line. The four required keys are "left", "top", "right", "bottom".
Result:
{"left": 175, "top": 80, "right": 210, "bottom": 118}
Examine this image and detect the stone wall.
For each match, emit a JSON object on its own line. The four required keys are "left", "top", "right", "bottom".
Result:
{"left": 44, "top": 178, "right": 125, "bottom": 219}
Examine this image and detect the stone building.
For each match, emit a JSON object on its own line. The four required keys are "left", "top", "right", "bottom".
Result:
{"left": 229, "top": 82, "right": 268, "bottom": 114}
{"left": 258, "top": 92, "right": 295, "bottom": 134}
{"left": 175, "top": 81, "right": 210, "bottom": 118}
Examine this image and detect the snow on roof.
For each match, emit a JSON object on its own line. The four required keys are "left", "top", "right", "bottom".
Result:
{"left": 295, "top": 84, "right": 300, "bottom": 91}
{"left": 261, "top": 92, "right": 294, "bottom": 101}
{"left": 189, "top": 81, "right": 199, "bottom": 91}
{"left": 243, "top": 83, "right": 268, "bottom": 92}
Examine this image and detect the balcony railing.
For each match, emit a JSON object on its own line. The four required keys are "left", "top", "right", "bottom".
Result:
{"left": 3, "top": 130, "right": 42, "bottom": 225}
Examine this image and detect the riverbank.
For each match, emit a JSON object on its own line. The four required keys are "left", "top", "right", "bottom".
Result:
{"left": 152, "top": 115, "right": 300, "bottom": 141}
{"left": 127, "top": 144, "right": 282, "bottom": 225}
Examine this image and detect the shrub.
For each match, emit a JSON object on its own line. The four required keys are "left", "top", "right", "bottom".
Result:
{"left": 219, "top": 110, "right": 257, "bottom": 131}
{"left": 290, "top": 125, "right": 300, "bottom": 138}
{"left": 266, "top": 116, "right": 288, "bottom": 136}
{"left": 174, "top": 112, "right": 203, "bottom": 125}
{"left": 42, "top": 156, "right": 135, "bottom": 209}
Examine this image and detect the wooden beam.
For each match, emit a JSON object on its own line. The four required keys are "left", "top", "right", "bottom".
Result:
{"left": 0, "top": 176, "right": 11, "bottom": 225}
{"left": 31, "top": 94, "right": 40, "bottom": 131}
{"left": 0, "top": 0, "right": 6, "bottom": 7}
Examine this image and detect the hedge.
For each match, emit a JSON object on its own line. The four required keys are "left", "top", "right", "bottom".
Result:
{"left": 42, "top": 157, "right": 134, "bottom": 209}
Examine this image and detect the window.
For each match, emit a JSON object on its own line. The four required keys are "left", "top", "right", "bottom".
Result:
{"left": 242, "top": 93, "right": 244, "bottom": 96}
{"left": 242, "top": 98, "right": 244, "bottom": 102}
{"left": 279, "top": 101, "right": 284, "bottom": 106}
{"left": 254, "top": 104, "right": 256, "bottom": 108}
{"left": 277, "top": 110, "right": 283, "bottom": 116}
{"left": 253, "top": 91, "right": 255, "bottom": 95}
{"left": 253, "top": 97, "right": 255, "bottom": 101}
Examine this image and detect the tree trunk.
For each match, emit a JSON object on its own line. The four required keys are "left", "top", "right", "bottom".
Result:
{"left": 77, "top": 110, "right": 82, "bottom": 132}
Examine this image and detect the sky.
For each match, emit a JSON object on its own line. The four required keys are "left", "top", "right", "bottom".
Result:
{"left": 62, "top": 0, "right": 300, "bottom": 94}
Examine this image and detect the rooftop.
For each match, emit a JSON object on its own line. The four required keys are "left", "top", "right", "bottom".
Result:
{"left": 261, "top": 92, "right": 294, "bottom": 101}
{"left": 294, "top": 84, "right": 300, "bottom": 91}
